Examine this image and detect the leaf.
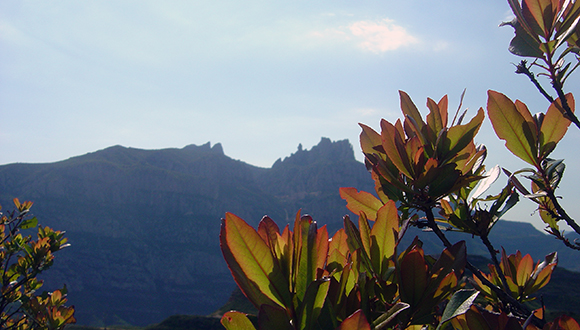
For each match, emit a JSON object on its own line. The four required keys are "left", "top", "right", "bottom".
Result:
{"left": 557, "top": 315, "right": 580, "bottom": 330}
{"left": 340, "top": 188, "right": 383, "bottom": 221}
{"left": 438, "top": 290, "right": 480, "bottom": 327}
{"left": 380, "top": 119, "right": 414, "bottom": 178}
{"left": 443, "top": 108, "right": 485, "bottom": 161}
{"left": 399, "top": 91, "right": 425, "bottom": 132}
{"left": 221, "top": 311, "right": 257, "bottom": 330}
{"left": 20, "top": 217, "right": 38, "bottom": 230}
{"left": 539, "top": 93, "right": 575, "bottom": 158}
{"left": 373, "top": 302, "right": 410, "bottom": 330}
{"left": 487, "top": 91, "right": 538, "bottom": 166}
{"left": 370, "top": 200, "right": 399, "bottom": 278}
{"left": 360, "top": 123, "right": 383, "bottom": 155}
{"left": 327, "top": 229, "right": 349, "bottom": 272}
{"left": 399, "top": 248, "right": 428, "bottom": 308}
{"left": 298, "top": 279, "right": 331, "bottom": 330}
{"left": 336, "top": 310, "right": 371, "bottom": 330}
{"left": 516, "top": 254, "right": 534, "bottom": 287}
{"left": 469, "top": 165, "right": 501, "bottom": 203}
{"left": 220, "top": 213, "right": 290, "bottom": 309}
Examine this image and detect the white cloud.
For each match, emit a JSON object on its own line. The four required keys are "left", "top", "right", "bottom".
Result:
{"left": 349, "top": 19, "right": 418, "bottom": 53}
{"left": 309, "top": 18, "right": 418, "bottom": 53}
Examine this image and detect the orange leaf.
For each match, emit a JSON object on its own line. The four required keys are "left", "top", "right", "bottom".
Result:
{"left": 336, "top": 310, "right": 371, "bottom": 330}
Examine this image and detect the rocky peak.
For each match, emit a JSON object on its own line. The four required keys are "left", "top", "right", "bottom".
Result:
{"left": 272, "top": 137, "right": 355, "bottom": 168}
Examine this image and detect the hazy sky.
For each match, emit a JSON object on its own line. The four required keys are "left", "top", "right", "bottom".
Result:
{"left": 2, "top": 1, "right": 580, "bottom": 231}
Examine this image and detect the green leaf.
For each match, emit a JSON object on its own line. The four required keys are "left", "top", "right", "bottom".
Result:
{"left": 297, "top": 278, "right": 331, "bottom": 330}
{"left": 339, "top": 188, "right": 383, "bottom": 221}
{"left": 220, "top": 213, "right": 290, "bottom": 309}
{"left": 487, "top": 91, "right": 538, "bottom": 166}
{"left": 438, "top": 289, "right": 479, "bottom": 328}
{"left": 221, "top": 311, "right": 257, "bottom": 330}
{"left": 20, "top": 217, "right": 38, "bottom": 230}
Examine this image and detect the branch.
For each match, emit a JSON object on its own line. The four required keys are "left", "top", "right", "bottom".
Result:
{"left": 422, "top": 207, "right": 545, "bottom": 328}
{"left": 515, "top": 61, "right": 555, "bottom": 104}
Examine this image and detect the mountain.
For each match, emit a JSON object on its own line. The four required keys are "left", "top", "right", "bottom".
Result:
{"left": 0, "top": 138, "right": 374, "bottom": 327}
{"left": 0, "top": 138, "right": 577, "bottom": 327}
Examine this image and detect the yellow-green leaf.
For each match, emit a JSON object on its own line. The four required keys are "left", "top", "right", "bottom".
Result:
{"left": 540, "top": 93, "right": 575, "bottom": 158}
{"left": 359, "top": 123, "right": 382, "bottom": 155}
{"left": 487, "top": 90, "right": 538, "bottom": 166}
{"left": 221, "top": 311, "right": 257, "bottom": 330}
{"left": 220, "top": 213, "right": 290, "bottom": 309}
{"left": 339, "top": 187, "right": 383, "bottom": 221}
{"left": 370, "top": 200, "right": 399, "bottom": 278}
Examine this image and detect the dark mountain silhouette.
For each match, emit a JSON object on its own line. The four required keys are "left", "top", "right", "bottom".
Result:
{"left": 0, "top": 138, "right": 577, "bottom": 327}
{"left": 0, "top": 138, "right": 373, "bottom": 327}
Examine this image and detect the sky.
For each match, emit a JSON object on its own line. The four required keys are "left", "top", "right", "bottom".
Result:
{"left": 2, "top": 1, "right": 580, "bottom": 232}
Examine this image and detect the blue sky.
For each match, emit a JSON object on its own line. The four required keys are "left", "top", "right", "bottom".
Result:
{"left": 2, "top": 1, "right": 580, "bottom": 231}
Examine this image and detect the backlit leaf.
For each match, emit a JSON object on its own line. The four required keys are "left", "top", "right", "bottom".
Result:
{"left": 516, "top": 254, "right": 534, "bottom": 287}
{"left": 381, "top": 119, "right": 414, "bottom": 178}
{"left": 337, "top": 309, "right": 371, "bottom": 330}
{"left": 359, "top": 123, "right": 382, "bottom": 155}
{"left": 340, "top": 188, "right": 383, "bottom": 221}
{"left": 220, "top": 213, "right": 290, "bottom": 309}
{"left": 487, "top": 91, "right": 538, "bottom": 166}
{"left": 540, "top": 93, "right": 575, "bottom": 158}
{"left": 400, "top": 91, "right": 425, "bottom": 132}
{"left": 370, "top": 200, "right": 399, "bottom": 277}
{"left": 221, "top": 311, "right": 257, "bottom": 330}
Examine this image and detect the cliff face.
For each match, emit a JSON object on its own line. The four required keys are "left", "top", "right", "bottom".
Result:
{"left": 0, "top": 138, "right": 374, "bottom": 326}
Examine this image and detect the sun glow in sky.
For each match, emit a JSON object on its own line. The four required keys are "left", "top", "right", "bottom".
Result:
{"left": 2, "top": 1, "right": 580, "bottom": 231}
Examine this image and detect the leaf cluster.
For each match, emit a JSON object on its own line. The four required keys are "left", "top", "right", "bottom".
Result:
{"left": 0, "top": 199, "right": 75, "bottom": 330}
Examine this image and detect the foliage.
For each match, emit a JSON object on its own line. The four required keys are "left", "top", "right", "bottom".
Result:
{"left": 219, "top": 0, "right": 580, "bottom": 329}
{"left": 0, "top": 198, "right": 75, "bottom": 329}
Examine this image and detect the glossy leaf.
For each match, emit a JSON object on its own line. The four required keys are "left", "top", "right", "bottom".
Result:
{"left": 439, "top": 289, "right": 479, "bottom": 327}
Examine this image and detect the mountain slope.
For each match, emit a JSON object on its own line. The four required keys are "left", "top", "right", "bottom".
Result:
{"left": 0, "top": 138, "right": 373, "bottom": 326}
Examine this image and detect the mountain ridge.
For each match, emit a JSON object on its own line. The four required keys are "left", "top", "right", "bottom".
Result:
{"left": 0, "top": 138, "right": 577, "bottom": 327}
